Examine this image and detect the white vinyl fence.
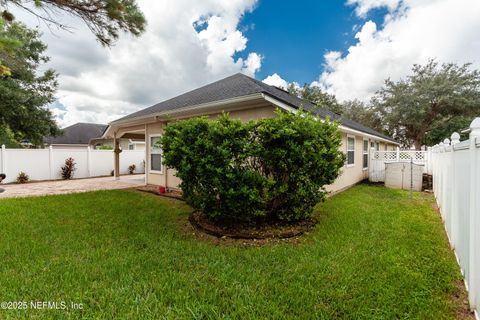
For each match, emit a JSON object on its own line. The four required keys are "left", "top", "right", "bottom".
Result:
{"left": 369, "top": 149, "right": 428, "bottom": 182}
{"left": 430, "top": 117, "right": 480, "bottom": 317}
{"left": 0, "top": 145, "right": 145, "bottom": 184}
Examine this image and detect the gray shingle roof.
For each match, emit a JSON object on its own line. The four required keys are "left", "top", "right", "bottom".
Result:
{"left": 44, "top": 123, "right": 108, "bottom": 145}
{"left": 116, "top": 73, "right": 396, "bottom": 143}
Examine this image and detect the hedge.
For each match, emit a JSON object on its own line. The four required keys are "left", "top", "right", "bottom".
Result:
{"left": 161, "top": 109, "right": 345, "bottom": 222}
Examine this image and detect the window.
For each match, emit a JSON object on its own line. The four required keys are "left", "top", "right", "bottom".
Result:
{"left": 384, "top": 143, "right": 388, "bottom": 151}
{"left": 128, "top": 143, "right": 135, "bottom": 150}
{"left": 363, "top": 139, "right": 369, "bottom": 169}
{"left": 375, "top": 142, "right": 380, "bottom": 151}
{"left": 150, "top": 135, "right": 162, "bottom": 173}
{"left": 347, "top": 136, "right": 355, "bottom": 166}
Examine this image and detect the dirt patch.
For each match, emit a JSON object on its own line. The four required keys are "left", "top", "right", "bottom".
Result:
{"left": 136, "top": 185, "right": 183, "bottom": 199}
{"left": 451, "top": 279, "right": 475, "bottom": 319}
{"left": 189, "top": 210, "right": 317, "bottom": 240}
{"left": 178, "top": 214, "right": 309, "bottom": 247}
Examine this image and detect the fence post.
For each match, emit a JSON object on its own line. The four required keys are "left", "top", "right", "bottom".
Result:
{"left": 1, "top": 144, "right": 5, "bottom": 175}
{"left": 86, "top": 146, "right": 91, "bottom": 177}
{"left": 396, "top": 146, "right": 400, "bottom": 161}
{"left": 49, "top": 146, "right": 54, "bottom": 180}
{"left": 369, "top": 147, "right": 376, "bottom": 181}
{"left": 468, "top": 117, "right": 480, "bottom": 309}
{"left": 449, "top": 133, "right": 460, "bottom": 247}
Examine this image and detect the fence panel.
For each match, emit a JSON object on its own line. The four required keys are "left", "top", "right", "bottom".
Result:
{"left": 369, "top": 149, "right": 427, "bottom": 182}
{"left": 0, "top": 146, "right": 145, "bottom": 183}
{"left": 120, "top": 150, "right": 145, "bottom": 175}
{"left": 52, "top": 149, "right": 89, "bottom": 179}
{"left": 430, "top": 117, "right": 480, "bottom": 316}
{"left": 90, "top": 150, "right": 115, "bottom": 177}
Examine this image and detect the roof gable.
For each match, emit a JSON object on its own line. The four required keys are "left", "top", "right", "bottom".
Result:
{"left": 114, "top": 73, "right": 396, "bottom": 143}
{"left": 44, "top": 123, "right": 108, "bottom": 145}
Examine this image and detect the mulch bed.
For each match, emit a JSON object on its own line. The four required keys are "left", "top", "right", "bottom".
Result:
{"left": 136, "top": 185, "right": 183, "bottom": 199}
{"left": 189, "top": 210, "right": 318, "bottom": 240}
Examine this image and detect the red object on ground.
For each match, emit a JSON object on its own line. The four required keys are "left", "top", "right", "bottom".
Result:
{"left": 159, "top": 186, "right": 166, "bottom": 193}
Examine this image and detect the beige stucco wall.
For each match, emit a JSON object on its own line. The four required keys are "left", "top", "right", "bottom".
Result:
{"left": 144, "top": 105, "right": 397, "bottom": 193}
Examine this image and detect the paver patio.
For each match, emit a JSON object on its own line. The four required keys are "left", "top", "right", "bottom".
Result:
{"left": 0, "top": 175, "right": 145, "bottom": 198}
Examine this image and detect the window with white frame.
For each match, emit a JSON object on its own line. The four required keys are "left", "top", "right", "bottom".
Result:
{"left": 150, "top": 135, "right": 162, "bottom": 172}
{"left": 375, "top": 142, "right": 380, "bottom": 151}
{"left": 347, "top": 136, "right": 355, "bottom": 166}
{"left": 363, "top": 139, "right": 369, "bottom": 169}
{"left": 128, "top": 143, "right": 135, "bottom": 150}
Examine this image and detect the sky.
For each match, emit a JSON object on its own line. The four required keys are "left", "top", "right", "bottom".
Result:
{"left": 9, "top": 0, "right": 480, "bottom": 127}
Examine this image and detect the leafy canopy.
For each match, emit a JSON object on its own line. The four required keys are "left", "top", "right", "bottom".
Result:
{"left": 0, "top": 19, "right": 60, "bottom": 146}
{"left": 372, "top": 59, "right": 480, "bottom": 149}
{"left": 1, "top": 0, "right": 146, "bottom": 46}
{"left": 161, "top": 110, "right": 345, "bottom": 222}
{"left": 288, "top": 84, "right": 344, "bottom": 115}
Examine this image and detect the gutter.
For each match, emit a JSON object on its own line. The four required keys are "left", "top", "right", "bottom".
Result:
{"left": 102, "top": 93, "right": 265, "bottom": 139}
{"left": 104, "top": 92, "right": 398, "bottom": 145}
{"left": 262, "top": 93, "right": 399, "bottom": 145}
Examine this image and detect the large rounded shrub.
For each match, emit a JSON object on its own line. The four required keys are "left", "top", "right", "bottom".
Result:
{"left": 161, "top": 109, "right": 345, "bottom": 222}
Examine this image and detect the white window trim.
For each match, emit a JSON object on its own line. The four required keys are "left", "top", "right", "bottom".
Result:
{"left": 362, "top": 138, "right": 369, "bottom": 171}
{"left": 346, "top": 135, "right": 355, "bottom": 168}
{"left": 149, "top": 134, "right": 163, "bottom": 174}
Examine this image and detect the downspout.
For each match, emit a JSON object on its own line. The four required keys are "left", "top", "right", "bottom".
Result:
{"left": 163, "top": 121, "right": 168, "bottom": 190}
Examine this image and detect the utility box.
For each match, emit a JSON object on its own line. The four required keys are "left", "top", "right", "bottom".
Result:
{"left": 385, "top": 162, "right": 424, "bottom": 191}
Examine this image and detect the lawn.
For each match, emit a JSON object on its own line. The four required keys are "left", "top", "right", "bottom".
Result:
{"left": 0, "top": 185, "right": 469, "bottom": 319}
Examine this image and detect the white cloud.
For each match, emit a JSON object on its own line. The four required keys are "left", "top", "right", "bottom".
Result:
{"left": 11, "top": 0, "right": 261, "bottom": 127}
{"left": 262, "top": 73, "right": 289, "bottom": 89}
{"left": 346, "top": 0, "right": 401, "bottom": 17}
{"left": 318, "top": 0, "right": 480, "bottom": 102}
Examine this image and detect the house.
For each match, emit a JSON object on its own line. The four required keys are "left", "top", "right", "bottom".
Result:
{"left": 44, "top": 122, "right": 145, "bottom": 150}
{"left": 102, "top": 73, "right": 398, "bottom": 192}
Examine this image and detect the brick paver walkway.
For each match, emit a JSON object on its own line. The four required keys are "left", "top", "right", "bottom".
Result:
{"left": 0, "top": 175, "right": 145, "bottom": 199}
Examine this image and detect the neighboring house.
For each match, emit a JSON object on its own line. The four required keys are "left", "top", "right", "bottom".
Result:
{"left": 44, "top": 123, "right": 145, "bottom": 150}
{"left": 103, "top": 73, "right": 399, "bottom": 193}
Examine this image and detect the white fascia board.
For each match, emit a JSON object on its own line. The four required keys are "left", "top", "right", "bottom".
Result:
{"left": 262, "top": 94, "right": 398, "bottom": 145}
{"left": 111, "top": 93, "right": 264, "bottom": 126}
{"left": 338, "top": 125, "right": 399, "bottom": 145}
{"left": 262, "top": 94, "right": 298, "bottom": 113}
{"left": 103, "top": 93, "right": 265, "bottom": 139}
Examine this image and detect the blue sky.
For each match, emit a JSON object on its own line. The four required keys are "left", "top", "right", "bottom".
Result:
{"left": 19, "top": 0, "right": 479, "bottom": 126}
{"left": 238, "top": 1, "right": 387, "bottom": 85}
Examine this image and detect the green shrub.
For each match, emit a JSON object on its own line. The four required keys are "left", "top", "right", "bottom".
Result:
{"left": 128, "top": 164, "right": 136, "bottom": 174}
{"left": 16, "top": 171, "right": 29, "bottom": 183}
{"left": 161, "top": 109, "right": 345, "bottom": 222}
{"left": 96, "top": 145, "right": 113, "bottom": 150}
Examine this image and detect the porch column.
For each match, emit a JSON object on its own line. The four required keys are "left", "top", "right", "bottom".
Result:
{"left": 113, "top": 135, "right": 121, "bottom": 180}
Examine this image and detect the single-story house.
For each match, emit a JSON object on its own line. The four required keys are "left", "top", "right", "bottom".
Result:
{"left": 103, "top": 73, "right": 398, "bottom": 193}
{"left": 44, "top": 122, "right": 145, "bottom": 150}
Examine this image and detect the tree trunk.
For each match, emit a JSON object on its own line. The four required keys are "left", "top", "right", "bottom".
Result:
{"left": 414, "top": 139, "right": 422, "bottom": 150}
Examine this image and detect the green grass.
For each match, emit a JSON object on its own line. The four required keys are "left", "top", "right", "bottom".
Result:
{"left": 0, "top": 185, "right": 466, "bottom": 319}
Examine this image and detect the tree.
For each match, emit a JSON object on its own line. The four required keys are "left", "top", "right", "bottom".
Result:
{"left": 1, "top": 0, "right": 146, "bottom": 46}
{"left": 424, "top": 116, "right": 471, "bottom": 146}
{"left": 0, "top": 19, "right": 60, "bottom": 146}
{"left": 341, "top": 99, "right": 384, "bottom": 133}
{"left": 0, "top": 17, "right": 20, "bottom": 76}
{"left": 372, "top": 60, "right": 480, "bottom": 149}
{"left": 288, "top": 83, "right": 344, "bottom": 115}
{"left": 161, "top": 110, "right": 345, "bottom": 223}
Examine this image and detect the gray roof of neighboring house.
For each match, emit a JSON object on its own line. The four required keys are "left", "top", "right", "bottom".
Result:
{"left": 44, "top": 123, "right": 108, "bottom": 145}
{"left": 116, "top": 73, "right": 397, "bottom": 143}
